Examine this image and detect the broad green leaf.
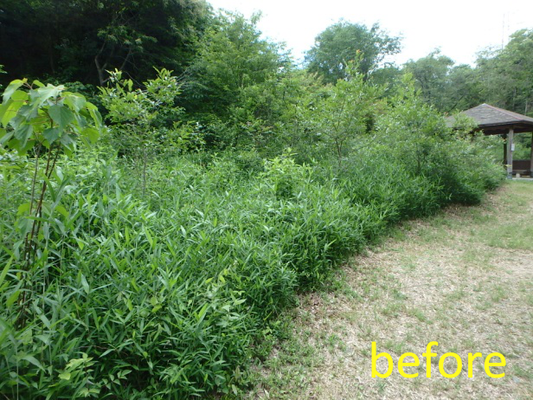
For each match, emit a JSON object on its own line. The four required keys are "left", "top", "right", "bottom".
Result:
{"left": 30, "top": 85, "right": 62, "bottom": 104}
{"left": 58, "top": 371, "right": 71, "bottom": 381}
{"left": 21, "top": 355, "right": 43, "bottom": 370}
{"left": 0, "top": 128, "right": 14, "bottom": 146}
{"left": 48, "top": 105, "right": 75, "bottom": 130}
{"left": 60, "top": 133, "right": 75, "bottom": 151}
{"left": 14, "top": 123, "right": 33, "bottom": 150}
{"left": 0, "top": 97, "right": 25, "bottom": 127}
{"left": 7, "top": 114, "right": 24, "bottom": 130}
{"left": 17, "top": 202, "right": 31, "bottom": 216}
{"left": 17, "top": 138, "right": 36, "bottom": 155}
{"left": 81, "top": 127, "right": 100, "bottom": 143}
{"left": 28, "top": 85, "right": 62, "bottom": 117}
{"left": 63, "top": 92, "right": 87, "bottom": 112}
{"left": 2, "top": 79, "right": 26, "bottom": 102}
{"left": 43, "top": 127, "right": 61, "bottom": 144}
{"left": 11, "top": 89, "right": 28, "bottom": 103}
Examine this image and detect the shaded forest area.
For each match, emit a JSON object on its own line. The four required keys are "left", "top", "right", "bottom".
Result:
{"left": 0, "top": 1, "right": 530, "bottom": 398}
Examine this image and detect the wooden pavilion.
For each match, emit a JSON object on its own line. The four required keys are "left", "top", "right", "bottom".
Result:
{"left": 456, "top": 104, "right": 533, "bottom": 178}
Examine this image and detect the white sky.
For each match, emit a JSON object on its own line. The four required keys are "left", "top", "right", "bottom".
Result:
{"left": 207, "top": 0, "right": 533, "bottom": 66}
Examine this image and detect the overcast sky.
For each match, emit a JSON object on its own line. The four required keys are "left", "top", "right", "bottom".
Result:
{"left": 207, "top": 0, "right": 533, "bottom": 66}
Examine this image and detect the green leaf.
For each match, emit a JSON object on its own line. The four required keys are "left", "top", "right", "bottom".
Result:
{"left": 6, "top": 290, "right": 20, "bottom": 308}
{"left": 0, "top": 96, "right": 26, "bottom": 127}
{"left": 196, "top": 303, "right": 209, "bottom": 323}
{"left": 54, "top": 204, "right": 69, "bottom": 219}
{"left": 0, "top": 258, "right": 12, "bottom": 292}
{"left": 88, "top": 107, "right": 102, "bottom": 128}
{"left": 63, "top": 92, "right": 87, "bottom": 112}
{"left": 80, "top": 273, "right": 90, "bottom": 295}
{"left": 30, "top": 85, "right": 62, "bottom": 105}
{"left": 14, "top": 123, "right": 33, "bottom": 150}
{"left": 48, "top": 105, "right": 75, "bottom": 130}
{"left": 21, "top": 355, "right": 43, "bottom": 370}
{"left": 17, "top": 202, "right": 31, "bottom": 216}
{"left": 60, "top": 133, "right": 75, "bottom": 150}
{"left": 11, "top": 89, "right": 29, "bottom": 103}
{"left": 81, "top": 127, "right": 100, "bottom": 144}
{"left": 2, "top": 79, "right": 26, "bottom": 102}
{"left": 27, "top": 85, "right": 62, "bottom": 118}
{"left": 0, "top": 128, "right": 14, "bottom": 146}
{"left": 43, "top": 127, "right": 61, "bottom": 144}
{"left": 58, "top": 371, "right": 71, "bottom": 381}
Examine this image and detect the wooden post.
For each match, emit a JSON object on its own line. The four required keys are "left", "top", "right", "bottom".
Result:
{"left": 503, "top": 134, "right": 507, "bottom": 166}
{"left": 506, "top": 128, "right": 514, "bottom": 178}
{"left": 529, "top": 132, "right": 533, "bottom": 177}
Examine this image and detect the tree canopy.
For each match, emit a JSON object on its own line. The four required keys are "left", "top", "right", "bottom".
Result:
{"left": 402, "top": 29, "right": 533, "bottom": 116}
{"left": 305, "top": 21, "right": 401, "bottom": 84}
{"left": 0, "top": 0, "right": 211, "bottom": 86}
{"left": 476, "top": 29, "right": 533, "bottom": 115}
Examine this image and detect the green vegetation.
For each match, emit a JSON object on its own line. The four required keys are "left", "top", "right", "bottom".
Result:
{"left": 0, "top": 2, "right": 522, "bottom": 398}
{"left": 305, "top": 21, "right": 401, "bottom": 83}
{"left": 404, "top": 29, "right": 533, "bottom": 116}
{"left": 247, "top": 182, "right": 533, "bottom": 399}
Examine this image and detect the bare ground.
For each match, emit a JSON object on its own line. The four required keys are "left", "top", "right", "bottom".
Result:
{"left": 248, "top": 182, "right": 533, "bottom": 400}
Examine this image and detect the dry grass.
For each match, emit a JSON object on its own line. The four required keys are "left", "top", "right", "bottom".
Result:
{"left": 246, "top": 182, "right": 533, "bottom": 399}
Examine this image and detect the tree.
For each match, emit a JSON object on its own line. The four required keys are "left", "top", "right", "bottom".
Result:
{"left": 444, "top": 64, "right": 483, "bottom": 112}
{"left": 183, "top": 12, "right": 288, "bottom": 116}
{"left": 99, "top": 68, "right": 194, "bottom": 194}
{"left": 305, "top": 21, "right": 401, "bottom": 84}
{"left": 308, "top": 62, "right": 383, "bottom": 165}
{"left": 403, "top": 50, "right": 454, "bottom": 110}
{"left": 180, "top": 12, "right": 291, "bottom": 149}
{"left": 401, "top": 50, "right": 485, "bottom": 113}
{"left": 0, "top": 79, "right": 102, "bottom": 321}
{"left": 0, "top": 0, "right": 211, "bottom": 86}
{"left": 476, "top": 29, "right": 533, "bottom": 115}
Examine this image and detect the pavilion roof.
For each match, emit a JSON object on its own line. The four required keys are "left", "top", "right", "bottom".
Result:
{"left": 457, "top": 103, "right": 533, "bottom": 135}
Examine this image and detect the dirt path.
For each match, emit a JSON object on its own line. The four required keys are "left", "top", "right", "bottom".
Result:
{"left": 248, "top": 182, "right": 533, "bottom": 399}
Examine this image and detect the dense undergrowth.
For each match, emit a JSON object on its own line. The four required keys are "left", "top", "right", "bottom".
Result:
{"left": 0, "top": 73, "right": 504, "bottom": 398}
{"left": 0, "top": 137, "right": 503, "bottom": 398}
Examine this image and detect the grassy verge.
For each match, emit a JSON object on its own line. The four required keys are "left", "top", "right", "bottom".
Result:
{"left": 246, "top": 181, "right": 533, "bottom": 399}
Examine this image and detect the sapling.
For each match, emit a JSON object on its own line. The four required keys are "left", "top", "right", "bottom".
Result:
{"left": 0, "top": 79, "right": 102, "bottom": 323}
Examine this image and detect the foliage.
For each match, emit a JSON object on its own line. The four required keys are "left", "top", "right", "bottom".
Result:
{"left": 305, "top": 21, "right": 401, "bottom": 84}
{"left": 403, "top": 29, "right": 533, "bottom": 115}
{"left": 0, "top": 79, "right": 102, "bottom": 317}
{"left": 0, "top": 0, "right": 211, "bottom": 86}
{"left": 403, "top": 50, "right": 455, "bottom": 110}
{"left": 375, "top": 75, "right": 504, "bottom": 204}
{"left": 182, "top": 12, "right": 289, "bottom": 121}
{"left": 0, "top": 10, "right": 508, "bottom": 400}
{"left": 477, "top": 29, "right": 533, "bottom": 115}
{"left": 0, "top": 120, "right": 504, "bottom": 400}
{"left": 99, "top": 68, "right": 201, "bottom": 194}
{"left": 306, "top": 62, "right": 383, "bottom": 164}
